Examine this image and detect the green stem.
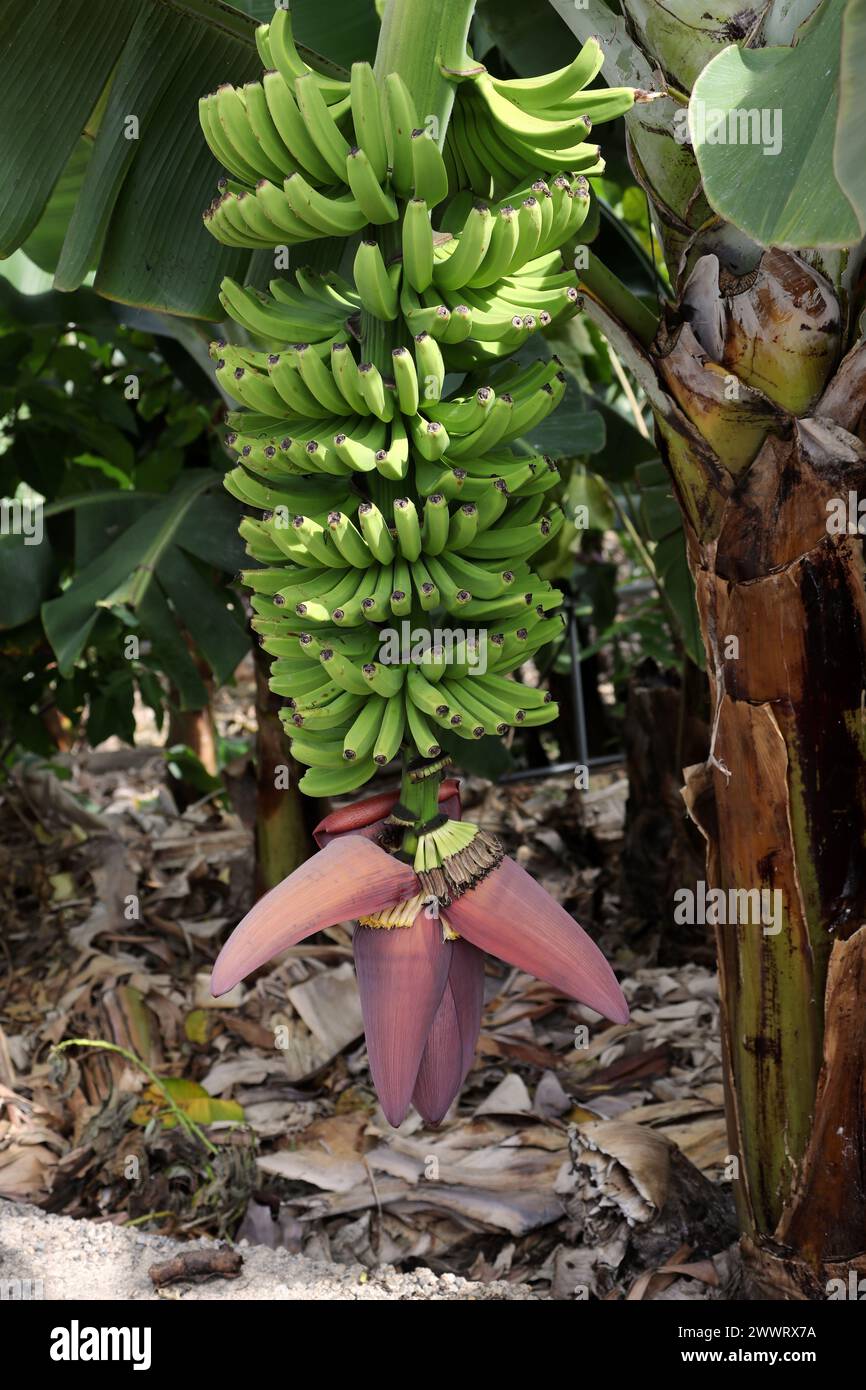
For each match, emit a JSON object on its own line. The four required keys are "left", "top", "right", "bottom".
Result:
{"left": 373, "top": 0, "right": 477, "bottom": 789}
{"left": 51, "top": 1039, "right": 218, "bottom": 1154}
{"left": 376, "top": 0, "right": 477, "bottom": 139}
{"left": 397, "top": 754, "right": 443, "bottom": 856}
{"left": 361, "top": 220, "right": 404, "bottom": 372}
{"left": 579, "top": 255, "right": 659, "bottom": 348}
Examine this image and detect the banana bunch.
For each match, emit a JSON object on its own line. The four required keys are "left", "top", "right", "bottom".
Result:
{"left": 199, "top": 22, "right": 631, "bottom": 795}
{"left": 216, "top": 340, "right": 568, "bottom": 504}
{"left": 201, "top": 7, "right": 450, "bottom": 249}
{"left": 444, "top": 38, "right": 633, "bottom": 196}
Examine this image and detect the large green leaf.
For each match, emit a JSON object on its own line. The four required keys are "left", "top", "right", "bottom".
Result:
{"left": 0, "top": 0, "right": 138, "bottom": 254}
{"left": 0, "top": 0, "right": 263, "bottom": 318}
{"left": 691, "top": 0, "right": 860, "bottom": 248}
{"left": 177, "top": 492, "right": 248, "bottom": 573}
{"left": 42, "top": 471, "right": 217, "bottom": 671}
{"left": 592, "top": 400, "right": 656, "bottom": 484}
{"left": 635, "top": 459, "right": 703, "bottom": 667}
{"left": 56, "top": 2, "right": 260, "bottom": 315}
{"left": 21, "top": 139, "right": 93, "bottom": 274}
{"left": 236, "top": 0, "right": 379, "bottom": 66}
{"left": 522, "top": 375, "right": 605, "bottom": 457}
{"left": 836, "top": 0, "right": 866, "bottom": 236}
{"left": 0, "top": 270, "right": 114, "bottom": 327}
{"left": 0, "top": 0, "right": 368, "bottom": 315}
{"left": 136, "top": 577, "right": 209, "bottom": 709}
{"left": 0, "top": 530, "right": 56, "bottom": 629}
{"left": 158, "top": 544, "right": 247, "bottom": 684}
{"left": 474, "top": 0, "right": 575, "bottom": 74}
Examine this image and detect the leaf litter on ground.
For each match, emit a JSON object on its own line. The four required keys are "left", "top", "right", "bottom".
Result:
{"left": 0, "top": 661, "right": 737, "bottom": 1296}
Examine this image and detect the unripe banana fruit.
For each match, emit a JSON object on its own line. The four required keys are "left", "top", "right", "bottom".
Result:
{"left": 200, "top": 32, "right": 630, "bottom": 790}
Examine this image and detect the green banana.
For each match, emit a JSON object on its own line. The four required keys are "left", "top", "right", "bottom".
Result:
{"left": 420, "top": 492, "right": 450, "bottom": 555}
{"left": 432, "top": 204, "right": 493, "bottom": 292}
{"left": 289, "top": 687, "right": 365, "bottom": 730}
{"left": 405, "top": 696, "right": 443, "bottom": 760}
{"left": 283, "top": 173, "right": 367, "bottom": 237}
{"left": 409, "top": 415, "right": 450, "bottom": 461}
{"left": 410, "top": 128, "right": 449, "bottom": 207}
{"left": 438, "top": 302, "right": 474, "bottom": 345}
{"left": 400, "top": 279, "right": 452, "bottom": 338}
{"left": 409, "top": 555, "right": 441, "bottom": 610}
{"left": 422, "top": 554, "right": 474, "bottom": 613}
{"left": 318, "top": 646, "right": 372, "bottom": 696}
{"left": 288, "top": 734, "right": 348, "bottom": 769}
{"left": 390, "top": 558, "right": 413, "bottom": 617}
{"left": 331, "top": 342, "right": 370, "bottom": 414}
{"left": 333, "top": 417, "right": 387, "bottom": 473}
{"left": 391, "top": 346, "right": 420, "bottom": 415}
{"left": 375, "top": 415, "right": 410, "bottom": 480}
{"left": 413, "top": 331, "right": 445, "bottom": 405}
{"left": 447, "top": 97, "right": 492, "bottom": 198}
{"left": 216, "top": 360, "right": 286, "bottom": 415}
{"left": 446, "top": 502, "right": 479, "bottom": 549}
{"left": 413, "top": 455, "right": 466, "bottom": 500}
{"left": 350, "top": 62, "right": 389, "bottom": 182}
{"left": 446, "top": 394, "right": 514, "bottom": 458}
{"left": 299, "top": 758, "right": 379, "bottom": 796}
{"left": 327, "top": 511, "right": 373, "bottom": 568}
{"left": 290, "top": 513, "right": 352, "bottom": 568}
{"left": 357, "top": 501, "right": 396, "bottom": 563}
{"left": 219, "top": 277, "right": 341, "bottom": 343}
{"left": 294, "top": 267, "right": 361, "bottom": 313}
{"left": 362, "top": 661, "right": 405, "bottom": 699}
{"left": 463, "top": 508, "right": 563, "bottom": 559}
{"left": 289, "top": 343, "right": 348, "bottom": 416}
{"left": 346, "top": 146, "right": 399, "bottom": 224}
{"left": 402, "top": 198, "right": 434, "bottom": 293}
{"left": 269, "top": 354, "right": 330, "bottom": 417}
{"left": 357, "top": 362, "right": 394, "bottom": 421}
{"left": 393, "top": 496, "right": 422, "bottom": 561}
{"left": 354, "top": 240, "right": 400, "bottom": 321}
{"left": 241, "top": 82, "right": 300, "bottom": 180}
{"left": 267, "top": 8, "right": 349, "bottom": 101}
{"left": 406, "top": 669, "right": 455, "bottom": 729}
{"left": 373, "top": 692, "right": 405, "bottom": 765}
{"left": 292, "top": 73, "right": 351, "bottom": 181}
{"left": 262, "top": 71, "right": 334, "bottom": 184}
{"left": 435, "top": 550, "right": 517, "bottom": 599}
{"left": 487, "top": 38, "right": 605, "bottom": 110}
{"left": 215, "top": 84, "right": 286, "bottom": 185}
{"left": 383, "top": 72, "right": 419, "bottom": 198}
{"left": 200, "top": 93, "right": 257, "bottom": 185}
{"left": 440, "top": 678, "right": 505, "bottom": 736}
{"left": 294, "top": 566, "right": 364, "bottom": 622}
{"left": 343, "top": 695, "right": 388, "bottom": 762}
{"left": 361, "top": 560, "right": 395, "bottom": 621}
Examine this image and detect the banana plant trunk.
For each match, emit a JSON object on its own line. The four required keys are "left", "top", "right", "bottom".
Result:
{"left": 557, "top": 0, "right": 866, "bottom": 1294}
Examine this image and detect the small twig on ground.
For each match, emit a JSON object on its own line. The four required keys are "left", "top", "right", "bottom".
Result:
{"left": 149, "top": 1247, "right": 244, "bottom": 1287}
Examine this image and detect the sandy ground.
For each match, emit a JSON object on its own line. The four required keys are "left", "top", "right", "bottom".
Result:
{"left": 0, "top": 1201, "right": 537, "bottom": 1301}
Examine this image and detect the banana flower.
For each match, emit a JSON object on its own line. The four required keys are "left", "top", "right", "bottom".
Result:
{"left": 212, "top": 784, "right": 628, "bottom": 1126}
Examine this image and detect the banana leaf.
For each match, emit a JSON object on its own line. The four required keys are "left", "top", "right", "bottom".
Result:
{"left": 40, "top": 471, "right": 247, "bottom": 705}
{"left": 0, "top": 0, "right": 361, "bottom": 318}
{"left": 690, "top": 0, "right": 860, "bottom": 248}
{"left": 836, "top": 0, "right": 866, "bottom": 237}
